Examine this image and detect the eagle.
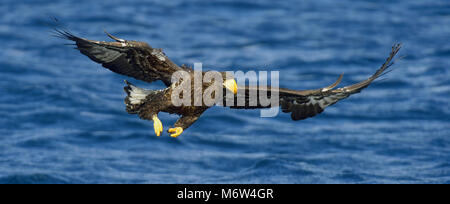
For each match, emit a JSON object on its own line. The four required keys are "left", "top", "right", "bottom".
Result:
{"left": 54, "top": 28, "right": 401, "bottom": 138}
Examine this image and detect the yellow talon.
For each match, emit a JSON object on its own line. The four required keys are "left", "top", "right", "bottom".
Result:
{"left": 168, "top": 127, "right": 183, "bottom": 138}
{"left": 152, "top": 115, "right": 163, "bottom": 137}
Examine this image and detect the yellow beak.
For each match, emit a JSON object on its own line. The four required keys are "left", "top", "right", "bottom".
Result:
{"left": 223, "top": 79, "right": 238, "bottom": 94}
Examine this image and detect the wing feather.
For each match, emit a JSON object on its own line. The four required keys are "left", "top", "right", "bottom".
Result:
{"left": 54, "top": 28, "right": 188, "bottom": 86}
{"left": 227, "top": 44, "right": 402, "bottom": 121}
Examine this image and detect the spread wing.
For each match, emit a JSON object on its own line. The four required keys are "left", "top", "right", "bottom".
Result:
{"left": 226, "top": 44, "right": 402, "bottom": 121}
{"left": 54, "top": 28, "right": 191, "bottom": 86}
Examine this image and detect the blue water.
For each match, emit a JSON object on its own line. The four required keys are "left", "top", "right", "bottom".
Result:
{"left": 0, "top": 0, "right": 449, "bottom": 184}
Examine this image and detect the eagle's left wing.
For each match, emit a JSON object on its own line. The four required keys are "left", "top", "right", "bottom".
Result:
{"left": 54, "top": 29, "right": 190, "bottom": 86}
{"left": 227, "top": 44, "right": 402, "bottom": 121}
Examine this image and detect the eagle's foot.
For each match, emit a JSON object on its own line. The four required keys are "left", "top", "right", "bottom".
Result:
{"left": 168, "top": 127, "right": 183, "bottom": 138}
{"left": 152, "top": 115, "right": 163, "bottom": 137}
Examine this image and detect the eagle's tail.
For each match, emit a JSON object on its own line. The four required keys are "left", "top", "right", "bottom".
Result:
{"left": 124, "top": 80, "right": 151, "bottom": 114}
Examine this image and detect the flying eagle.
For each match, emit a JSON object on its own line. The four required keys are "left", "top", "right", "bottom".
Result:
{"left": 54, "top": 28, "right": 401, "bottom": 138}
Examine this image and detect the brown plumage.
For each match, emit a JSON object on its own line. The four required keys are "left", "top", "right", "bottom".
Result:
{"left": 227, "top": 43, "right": 401, "bottom": 121}
{"left": 54, "top": 29, "right": 190, "bottom": 86}
{"left": 55, "top": 28, "right": 401, "bottom": 137}
{"left": 123, "top": 71, "right": 234, "bottom": 132}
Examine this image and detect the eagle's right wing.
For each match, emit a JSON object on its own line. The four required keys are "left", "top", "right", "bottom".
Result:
{"left": 54, "top": 29, "right": 191, "bottom": 86}
{"left": 226, "top": 44, "right": 402, "bottom": 121}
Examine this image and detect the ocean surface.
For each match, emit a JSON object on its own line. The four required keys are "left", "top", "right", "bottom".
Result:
{"left": 0, "top": 0, "right": 449, "bottom": 184}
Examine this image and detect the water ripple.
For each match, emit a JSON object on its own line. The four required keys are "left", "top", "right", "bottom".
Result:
{"left": 0, "top": 0, "right": 449, "bottom": 183}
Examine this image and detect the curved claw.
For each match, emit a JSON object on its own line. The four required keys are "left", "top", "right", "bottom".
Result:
{"left": 152, "top": 115, "right": 163, "bottom": 137}
{"left": 168, "top": 127, "right": 183, "bottom": 138}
